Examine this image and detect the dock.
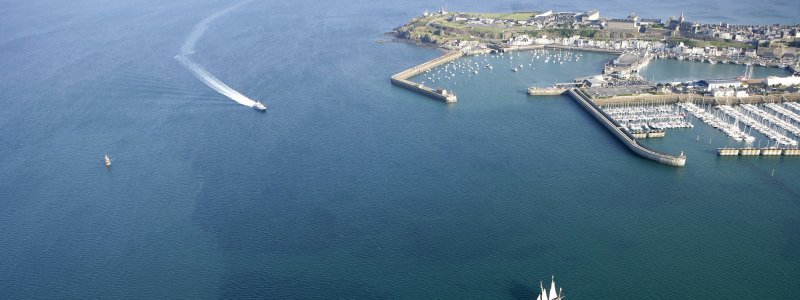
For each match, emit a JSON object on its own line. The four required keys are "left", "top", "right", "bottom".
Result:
{"left": 527, "top": 87, "right": 567, "bottom": 96}
{"left": 391, "top": 50, "right": 464, "bottom": 103}
{"left": 527, "top": 82, "right": 582, "bottom": 96}
{"left": 630, "top": 130, "right": 666, "bottom": 139}
{"left": 718, "top": 148, "right": 800, "bottom": 156}
{"left": 567, "top": 88, "right": 686, "bottom": 167}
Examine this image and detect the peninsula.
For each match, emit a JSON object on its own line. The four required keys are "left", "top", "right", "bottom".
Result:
{"left": 390, "top": 7, "right": 800, "bottom": 166}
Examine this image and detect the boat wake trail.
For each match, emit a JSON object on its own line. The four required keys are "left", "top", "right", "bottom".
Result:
{"left": 175, "top": 1, "right": 259, "bottom": 108}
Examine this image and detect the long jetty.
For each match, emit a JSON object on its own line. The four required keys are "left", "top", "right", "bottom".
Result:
{"left": 391, "top": 50, "right": 464, "bottom": 103}
{"left": 718, "top": 148, "right": 800, "bottom": 156}
{"left": 567, "top": 88, "right": 687, "bottom": 167}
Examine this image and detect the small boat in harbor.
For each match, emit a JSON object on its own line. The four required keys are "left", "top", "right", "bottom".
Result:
{"left": 104, "top": 154, "right": 111, "bottom": 167}
{"left": 252, "top": 100, "right": 267, "bottom": 112}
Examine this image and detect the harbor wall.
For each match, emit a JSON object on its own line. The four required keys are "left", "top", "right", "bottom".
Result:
{"left": 391, "top": 50, "right": 464, "bottom": 79}
{"left": 567, "top": 88, "right": 687, "bottom": 167}
{"left": 391, "top": 50, "right": 464, "bottom": 103}
{"left": 390, "top": 78, "right": 457, "bottom": 102}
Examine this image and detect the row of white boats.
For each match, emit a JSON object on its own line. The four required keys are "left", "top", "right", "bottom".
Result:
{"left": 679, "top": 102, "right": 755, "bottom": 142}
{"left": 602, "top": 104, "right": 694, "bottom": 132}
{"left": 678, "top": 102, "right": 800, "bottom": 146}
{"left": 765, "top": 103, "right": 800, "bottom": 124}
{"left": 785, "top": 101, "right": 800, "bottom": 113}
{"left": 740, "top": 104, "right": 800, "bottom": 137}
{"left": 716, "top": 104, "right": 797, "bottom": 146}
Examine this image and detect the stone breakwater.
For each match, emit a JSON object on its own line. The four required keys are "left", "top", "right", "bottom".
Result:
{"left": 390, "top": 50, "right": 464, "bottom": 103}
{"left": 567, "top": 88, "right": 687, "bottom": 167}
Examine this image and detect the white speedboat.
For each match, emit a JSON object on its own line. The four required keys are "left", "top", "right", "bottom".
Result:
{"left": 252, "top": 101, "right": 267, "bottom": 112}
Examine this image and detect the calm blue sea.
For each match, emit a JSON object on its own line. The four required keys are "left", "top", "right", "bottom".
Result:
{"left": 1, "top": 0, "right": 799, "bottom": 298}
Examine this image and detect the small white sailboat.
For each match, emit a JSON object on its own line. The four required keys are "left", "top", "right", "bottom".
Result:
{"left": 104, "top": 154, "right": 111, "bottom": 167}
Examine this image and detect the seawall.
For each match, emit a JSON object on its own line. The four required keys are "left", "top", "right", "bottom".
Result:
{"left": 391, "top": 50, "right": 464, "bottom": 103}
{"left": 567, "top": 88, "right": 687, "bottom": 167}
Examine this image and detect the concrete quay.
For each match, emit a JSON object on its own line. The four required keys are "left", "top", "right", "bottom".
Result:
{"left": 391, "top": 50, "right": 464, "bottom": 103}
{"left": 718, "top": 148, "right": 800, "bottom": 156}
{"left": 567, "top": 88, "right": 686, "bottom": 167}
{"left": 527, "top": 87, "right": 567, "bottom": 96}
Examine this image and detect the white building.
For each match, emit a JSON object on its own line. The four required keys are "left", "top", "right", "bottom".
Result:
{"left": 584, "top": 75, "right": 608, "bottom": 87}
{"left": 701, "top": 79, "right": 742, "bottom": 91}
{"left": 507, "top": 35, "right": 533, "bottom": 46}
{"left": 713, "top": 89, "right": 749, "bottom": 97}
{"left": 581, "top": 10, "right": 599, "bottom": 21}
{"left": 534, "top": 35, "right": 554, "bottom": 45}
{"left": 713, "top": 89, "right": 734, "bottom": 97}
{"left": 766, "top": 76, "right": 800, "bottom": 86}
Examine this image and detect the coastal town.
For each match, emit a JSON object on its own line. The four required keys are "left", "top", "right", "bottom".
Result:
{"left": 391, "top": 7, "right": 800, "bottom": 165}
{"left": 396, "top": 7, "right": 799, "bottom": 70}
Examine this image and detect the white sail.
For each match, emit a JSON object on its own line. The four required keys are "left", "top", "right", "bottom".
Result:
{"left": 549, "top": 276, "right": 557, "bottom": 300}
{"left": 540, "top": 281, "right": 548, "bottom": 300}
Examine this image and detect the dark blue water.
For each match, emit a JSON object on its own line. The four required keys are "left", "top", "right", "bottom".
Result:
{"left": 1, "top": 0, "right": 799, "bottom": 298}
